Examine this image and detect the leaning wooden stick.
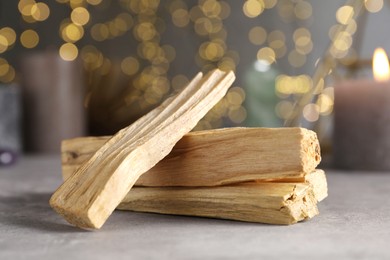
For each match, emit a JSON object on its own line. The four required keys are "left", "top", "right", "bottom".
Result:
{"left": 62, "top": 127, "right": 321, "bottom": 186}
{"left": 50, "top": 69, "right": 236, "bottom": 229}
{"left": 117, "top": 182, "right": 319, "bottom": 225}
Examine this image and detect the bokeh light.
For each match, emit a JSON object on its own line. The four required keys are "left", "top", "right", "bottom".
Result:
{"left": 59, "top": 43, "right": 78, "bottom": 61}
{"left": 71, "top": 7, "right": 90, "bottom": 26}
{"left": 364, "top": 0, "right": 383, "bottom": 13}
{"left": 248, "top": 26, "right": 267, "bottom": 46}
{"left": 243, "top": 0, "right": 265, "bottom": 18}
{"left": 121, "top": 56, "right": 140, "bottom": 76}
{"left": 20, "top": 29, "right": 39, "bottom": 48}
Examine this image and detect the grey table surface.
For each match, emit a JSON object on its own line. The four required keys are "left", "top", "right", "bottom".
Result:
{"left": 0, "top": 156, "right": 389, "bottom": 260}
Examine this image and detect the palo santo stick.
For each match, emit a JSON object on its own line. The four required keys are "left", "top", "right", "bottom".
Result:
{"left": 61, "top": 167, "right": 327, "bottom": 204}
{"left": 116, "top": 183, "right": 319, "bottom": 225}
{"left": 61, "top": 127, "right": 321, "bottom": 186}
{"left": 50, "top": 69, "right": 236, "bottom": 229}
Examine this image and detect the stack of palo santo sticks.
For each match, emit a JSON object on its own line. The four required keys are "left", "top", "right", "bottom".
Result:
{"left": 51, "top": 69, "right": 327, "bottom": 229}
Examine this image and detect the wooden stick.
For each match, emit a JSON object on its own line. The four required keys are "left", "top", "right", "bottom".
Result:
{"left": 50, "top": 69, "right": 236, "bottom": 229}
{"left": 61, "top": 127, "right": 321, "bottom": 186}
{"left": 61, "top": 162, "right": 327, "bottom": 204}
{"left": 117, "top": 182, "right": 319, "bottom": 225}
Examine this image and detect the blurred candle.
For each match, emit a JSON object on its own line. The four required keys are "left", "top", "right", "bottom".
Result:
{"left": 334, "top": 48, "right": 390, "bottom": 171}
{"left": 0, "top": 84, "right": 21, "bottom": 165}
{"left": 21, "top": 51, "right": 86, "bottom": 154}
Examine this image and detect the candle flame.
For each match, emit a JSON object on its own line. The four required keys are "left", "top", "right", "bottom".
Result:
{"left": 373, "top": 48, "right": 390, "bottom": 82}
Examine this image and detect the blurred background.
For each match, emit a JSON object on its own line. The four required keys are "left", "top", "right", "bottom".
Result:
{"left": 0, "top": 0, "right": 389, "bottom": 158}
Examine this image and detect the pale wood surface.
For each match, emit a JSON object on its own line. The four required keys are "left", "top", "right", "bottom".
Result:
{"left": 117, "top": 182, "right": 319, "bottom": 225}
{"left": 62, "top": 127, "right": 321, "bottom": 186}
{"left": 50, "top": 69, "right": 236, "bottom": 229}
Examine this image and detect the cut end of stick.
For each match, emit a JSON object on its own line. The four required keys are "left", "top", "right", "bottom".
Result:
{"left": 281, "top": 183, "right": 319, "bottom": 224}
{"left": 49, "top": 197, "right": 104, "bottom": 229}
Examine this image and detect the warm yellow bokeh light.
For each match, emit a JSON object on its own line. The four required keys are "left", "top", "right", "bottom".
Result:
{"left": 0, "top": 58, "right": 10, "bottom": 76}
{"left": 200, "top": 41, "right": 225, "bottom": 61}
{"left": 18, "top": 0, "right": 35, "bottom": 16}
{"left": 87, "top": 0, "right": 103, "bottom": 5}
{"left": 226, "top": 87, "right": 245, "bottom": 108}
{"left": 20, "top": 29, "right": 39, "bottom": 48}
{"left": 172, "top": 9, "right": 190, "bottom": 27}
{"left": 59, "top": 43, "right": 78, "bottom": 61}
{"left": 121, "top": 56, "right": 140, "bottom": 76}
{"left": 364, "top": 0, "right": 383, "bottom": 13}
{"left": 70, "top": 0, "right": 85, "bottom": 9}
{"left": 134, "top": 22, "right": 156, "bottom": 41}
{"left": 303, "top": 103, "right": 320, "bottom": 122}
{"left": 248, "top": 26, "right": 267, "bottom": 45}
{"left": 267, "top": 30, "right": 285, "bottom": 51}
{"left": 275, "top": 74, "right": 312, "bottom": 95}
{"left": 264, "top": 0, "right": 277, "bottom": 9}
{"left": 317, "top": 94, "right": 334, "bottom": 115}
{"left": 228, "top": 106, "right": 247, "bottom": 124}
{"left": 275, "top": 100, "right": 294, "bottom": 119}
{"left": 243, "top": 0, "right": 265, "bottom": 18}
{"left": 0, "top": 35, "right": 8, "bottom": 53}
{"left": 80, "top": 45, "right": 104, "bottom": 70}
{"left": 90, "top": 23, "right": 109, "bottom": 41}
{"left": 0, "top": 27, "right": 17, "bottom": 46}
{"left": 293, "top": 27, "right": 311, "bottom": 41}
{"left": 71, "top": 7, "right": 90, "bottom": 26}
{"left": 256, "top": 47, "right": 275, "bottom": 64}
{"left": 336, "top": 5, "right": 354, "bottom": 25}
{"left": 62, "top": 23, "right": 84, "bottom": 42}
{"left": 31, "top": 2, "right": 50, "bottom": 21}
{"left": 201, "top": 0, "right": 222, "bottom": 18}
{"left": 294, "top": 1, "right": 312, "bottom": 20}
{"left": 0, "top": 65, "right": 15, "bottom": 83}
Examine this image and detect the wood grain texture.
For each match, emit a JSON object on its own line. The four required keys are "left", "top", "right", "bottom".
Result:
{"left": 50, "top": 69, "right": 235, "bottom": 229}
{"left": 61, "top": 127, "right": 321, "bottom": 186}
{"left": 117, "top": 183, "right": 319, "bottom": 225}
{"left": 61, "top": 165, "right": 327, "bottom": 205}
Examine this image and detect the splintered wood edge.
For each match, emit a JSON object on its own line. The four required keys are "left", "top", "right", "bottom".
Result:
{"left": 259, "top": 169, "right": 328, "bottom": 202}
{"left": 280, "top": 183, "right": 319, "bottom": 224}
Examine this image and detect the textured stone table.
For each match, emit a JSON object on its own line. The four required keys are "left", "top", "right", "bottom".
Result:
{"left": 1, "top": 156, "right": 390, "bottom": 259}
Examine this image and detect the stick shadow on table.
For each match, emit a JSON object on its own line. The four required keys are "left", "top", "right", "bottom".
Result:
{"left": 0, "top": 192, "right": 87, "bottom": 233}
